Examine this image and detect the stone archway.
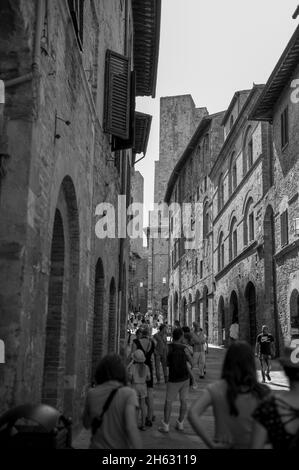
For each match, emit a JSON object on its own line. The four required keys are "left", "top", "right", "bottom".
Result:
{"left": 218, "top": 296, "right": 225, "bottom": 346}
{"left": 245, "top": 282, "right": 257, "bottom": 346}
{"left": 263, "top": 205, "right": 280, "bottom": 353}
{"left": 91, "top": 258, "right": 105, "bottom": 381}
{"left": 181, "top": 297, "right": 187, "bottom": 326}
{"left": 42, "top": 209, "right": 65, "bottom": 409}
{"left": 290, "top": 289, "right": 299, "bottom": 339}
{"left": 229, "top": 291, "right": 239, "bottom": 323}
{"left": 174, "top": 292, "right": 179, "bottom": 322}
{"left": 108, "top": 278, "right": 117, "bottom": 353}
{"left": 203, "top": 286, "right": 209, "bottom": 339}
{"left": 42, "top": 176, "right": 80, "bottom": 417}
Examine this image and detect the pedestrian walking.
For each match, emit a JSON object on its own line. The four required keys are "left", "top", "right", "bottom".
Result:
{"left": 192, "top": 322, "right": 206, "bottom": 379}
{"left": 229, "top": 316, "right": 239, "bottom": 344}
{"left": 158, "top": 328, "right": 193, "bottom": 433}
{"left": 153, "top": 324, "right": 168, "bottom": 384}
{"left": 188, "top": 341, "right": 270, "bottom": 448}
{"left": 255, "top": 325, "right": 275, "bottom": 382}
{"left": 131, "top": 327, "right": 155, "bottom": 426}
{"left": 182, "top": 326, "right": 197, "bottom": 390}
{"left": 82, "top": 354, "right": 142, "bottom": 449}
{"left": 251, "top": 343, "right": 299, "bottom": 449}
{"left": 128, "top": 350, "right": 151, "bottom": 431}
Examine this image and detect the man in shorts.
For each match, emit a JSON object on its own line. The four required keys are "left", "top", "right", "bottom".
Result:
{"left": 158, "top": 328, "right": 192, "bottom": 433}
{"left": 256, "top": 325, "right": 275, "bottom": 382}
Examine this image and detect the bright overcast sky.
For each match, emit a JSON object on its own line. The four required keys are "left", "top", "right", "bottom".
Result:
{"left": 136, "top": 0, "right": 299, "bottom": 227}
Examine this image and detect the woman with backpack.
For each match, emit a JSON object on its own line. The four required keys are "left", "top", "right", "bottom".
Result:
{"left": 131, "top": 327, "right": 156, "bottom": 426}
{"left": 188, "top": 341, "right": 270, "bottom": 448}
{"left": 251, "top": 344, "right": 299, "bottom": 449}
{"left": 82, "top": 354, "right": 142, "bottom": 449}
{"left": 128, "top": 350, "right": 151, "bottom": 431}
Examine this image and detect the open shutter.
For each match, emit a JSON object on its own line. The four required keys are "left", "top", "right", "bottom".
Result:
{"left": 103, "top": 50, "right": 131, "bottom": 140}
{"left": 111, "top": 71, "right": 136, "bottom": 151}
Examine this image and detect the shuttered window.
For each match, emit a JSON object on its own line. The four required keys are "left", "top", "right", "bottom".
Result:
{"left": 280, "top": 210, "right": 289, "bottom": 247}
{"left": 104, "top": 50, "right": 131, "bottom": 140}
{"left": 112, "top": 71, "right": 136, "bottom": 151}
{"left": 68, "top": 0, "right": 84, "bottom": 51}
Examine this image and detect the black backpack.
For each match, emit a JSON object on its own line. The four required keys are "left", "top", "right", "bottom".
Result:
{"left": 167, "top": 343, "right": 189, "bottom": 382}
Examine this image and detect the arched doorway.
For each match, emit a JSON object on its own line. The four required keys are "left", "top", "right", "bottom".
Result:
{"left": 203, "top": 286, "right": 209, "bottom": 339}
{"left": 42, "top": 209, "right": 65, "bottom": 409}
{"left": 229, "top": 291, "right": 239, "bottom": 324}
{"left": 91, "top": 259, "right": 105, "bottom": 381}
{"left": 264, "top": 205, "right": 279, "bottom": 353}
{"left": 108, "top": 278, "right": 117, "bottom": 353}
{"left": 218, "top": 296, "right": 225, "bottom": 346}
{"left": 181, "top": 297, "right": 187, "bottom": 326}
{"left": 169, "top": 295, "right": 173, "bottom": 326}
{"left": 195, "top": 290, "right": 200, "bottom": 323}
{"left": 174, "top": 292, "right": 178, "bottom": 322}
{"left": 245, "top": 282, "right": 257, "bottom": 346}
{"left": 290, "top": 289, "right": 299, "bottom": 339}
{"left": 188, "top": 294, "right": 193, "bottom": 327}
{"left": 42, "top": 176, "right": 80, "bottom": 417}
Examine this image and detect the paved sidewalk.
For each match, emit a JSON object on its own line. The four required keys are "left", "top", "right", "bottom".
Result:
{"left": 72, "top": 346, "right": 289, "bottom": 449}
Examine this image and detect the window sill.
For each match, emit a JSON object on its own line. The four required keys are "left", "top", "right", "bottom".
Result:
{"left": 215, "top": 241, "right": 257, "bottom": 281}
{"left": 274, "top": 239, "right": 299, "bottom": 260}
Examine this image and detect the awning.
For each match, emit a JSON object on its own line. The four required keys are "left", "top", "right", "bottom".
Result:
{"left": 132, "top": 0, "right": 161, "bottom": 98}
{"left": 133, "top": 112, "right": 152, "bottom": 155}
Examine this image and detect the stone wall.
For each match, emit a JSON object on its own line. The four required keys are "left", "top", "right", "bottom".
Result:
{"left": 0, "top": 0, "right": 133, "bottom": 427}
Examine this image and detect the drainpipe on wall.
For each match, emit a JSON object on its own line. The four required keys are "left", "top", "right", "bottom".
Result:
{"left": 4, "top": 0, "right": 44, "bottom": 89}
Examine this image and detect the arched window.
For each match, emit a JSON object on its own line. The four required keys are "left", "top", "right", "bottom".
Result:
{"left": 229, "top": 217, "right": 238, "bottom": 261}
{"left": 229, "top": 152, "right": 237, "bottom": 196}
{"left": 203, "top": 202, "right": 209, "bottom": 240}
{"left": 243, "top": 126, "right": 253, "bottom": 174}
{"left": 218, "top": 232, "right": 225, "bottom": 271}
{"left": 244, "top": 198, "right": 254, "bottom": 246}
{"left": 218, "top": 174, "right": 224, "bottom": 212}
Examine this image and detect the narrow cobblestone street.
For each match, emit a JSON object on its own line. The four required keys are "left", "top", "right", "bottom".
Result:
{"left": 73, "top": 346, "right": 289, "bottom": 449}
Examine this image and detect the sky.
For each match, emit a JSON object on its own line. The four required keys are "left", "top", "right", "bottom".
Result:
{"left": 135, "top": 0, "right": 299, "bottom": 230}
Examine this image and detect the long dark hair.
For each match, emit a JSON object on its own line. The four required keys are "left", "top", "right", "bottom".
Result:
{"left": 95, "top": 354, "right": 128, "bottom": 386}
{"left": 221, "top": 341, "right": 269, "bottom": 416}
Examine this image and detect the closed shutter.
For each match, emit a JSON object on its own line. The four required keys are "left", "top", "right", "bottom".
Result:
{"left": 280, "top": 210, "right": 289, "bottom": 246}
{"left": 104, "top": 50, "right": 131, "bottom": 140}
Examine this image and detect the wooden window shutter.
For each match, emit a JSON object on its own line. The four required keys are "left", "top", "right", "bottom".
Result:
{"left": 104, "top": 50, "right": 131, "bottom": 140}
{"left": 112, "top": 71, "right": 136, "bottom": 151}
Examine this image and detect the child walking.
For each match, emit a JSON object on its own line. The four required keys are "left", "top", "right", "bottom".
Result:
{"left": 128, "top": 350, "right": 151, "bottom": 431}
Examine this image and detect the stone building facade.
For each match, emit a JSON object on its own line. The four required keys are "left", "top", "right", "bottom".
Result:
{"left": 165, "top": 111, "right": 225, "bottom": 342}
{"left": 210, "top": 86, "right": 276, "bottom": 348}
{"left": 148, "top": 95, "right": 207, "bottom": 317}
{"left": 250, "top": 24, "right": 299, "bottom": 347}
{"left": 0, "top": 0, "right": 160, "bottom": 428}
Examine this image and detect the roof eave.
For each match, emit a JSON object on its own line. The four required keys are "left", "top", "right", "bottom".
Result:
{"left": 132, "top": 0, "right": 161, "bottom": 98}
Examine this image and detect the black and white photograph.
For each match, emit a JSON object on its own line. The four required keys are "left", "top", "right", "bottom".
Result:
{"left": 0, "top": 0, "right": 299, "bottom": 458}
